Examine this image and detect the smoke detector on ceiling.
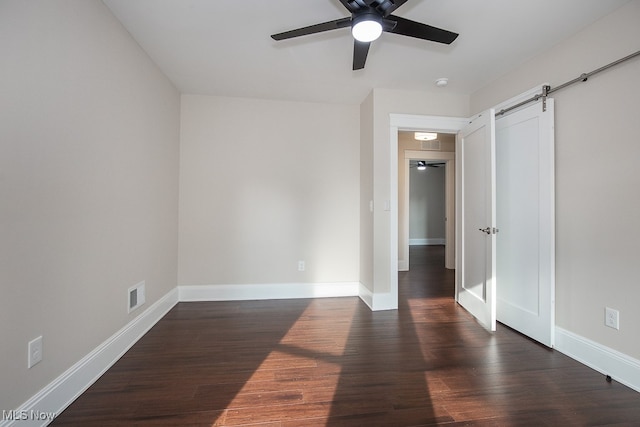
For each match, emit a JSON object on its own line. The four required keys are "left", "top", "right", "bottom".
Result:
{"left": 435, "top": 78, "right": 449, "bottom": 87}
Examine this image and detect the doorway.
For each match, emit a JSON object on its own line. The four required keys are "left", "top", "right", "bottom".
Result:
{"left": 388, "top": 90, "right": 555, "bottom": 347}
{"left": 398, "top": 131, "right": 456, "bottom": 272}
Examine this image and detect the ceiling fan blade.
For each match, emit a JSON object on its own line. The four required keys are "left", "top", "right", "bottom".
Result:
{"left": 386, "top": 15, "right": 458, "bottom": 44}
{"left": 271, "top": 17, "right": 351, "bottom": 41}
{"left": 353, "top": 40, "right": 371, "bottom": 70}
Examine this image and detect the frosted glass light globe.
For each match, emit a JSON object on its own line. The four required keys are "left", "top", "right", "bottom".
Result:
{"left": 352, "top": 19, "right": 382, "bottom": 42}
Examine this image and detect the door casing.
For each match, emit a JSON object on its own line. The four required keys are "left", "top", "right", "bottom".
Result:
{"left": 389, "top": 85, "right": 554, "bottom": 345}
{"left": 390, "top": 114, "right": 468, "bottom": 308}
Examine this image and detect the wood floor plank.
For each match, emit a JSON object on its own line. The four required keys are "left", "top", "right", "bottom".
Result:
{"left": 51, "top": 246, "right": 640, "bottom": 426}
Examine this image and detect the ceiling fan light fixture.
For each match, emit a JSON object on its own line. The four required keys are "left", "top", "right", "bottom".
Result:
{"left": 417, "top": 161, "right": 427, "bottom": 171}
{"left": 352, "top": 13, "right": 383, "bottom": 42}
{"left": 270, "top": 0, "right": 459, "bottom": 70}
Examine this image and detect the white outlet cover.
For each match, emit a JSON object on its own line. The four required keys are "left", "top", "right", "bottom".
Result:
{"left": 605, "top": 307, "right": 620, "bottom": 330}
{"left": 28, "top": 336, "right": 43, "bottom": 368}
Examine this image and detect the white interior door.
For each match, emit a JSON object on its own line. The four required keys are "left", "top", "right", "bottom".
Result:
{"left": 456, "top": 110, "right": 496, "bottom": 331}
{"left": 495, "top": 100, "right": 555, "bottom": 347}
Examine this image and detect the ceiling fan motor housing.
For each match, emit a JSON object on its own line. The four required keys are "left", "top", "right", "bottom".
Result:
{"left": 349, "top": 0, "right": 404, "bottom": 17}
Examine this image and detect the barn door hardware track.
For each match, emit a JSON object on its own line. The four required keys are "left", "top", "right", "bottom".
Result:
{"left": 495, "top": 49, "right": 640, "bottom": 117}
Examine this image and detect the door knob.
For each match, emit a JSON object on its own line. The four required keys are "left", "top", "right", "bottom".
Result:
{"left": 478, "top": 227, "right": 491, "bottom": 234}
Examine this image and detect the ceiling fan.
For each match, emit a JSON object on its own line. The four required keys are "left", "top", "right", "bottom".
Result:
{"left": 270, "top": 0, "right": 459, "bottom": 70}
{"left": 411, "top": 161, "right": 445, "bottom": 170}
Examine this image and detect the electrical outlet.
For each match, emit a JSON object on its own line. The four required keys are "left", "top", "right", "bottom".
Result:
{"left": 28, "top": 336, "right": 43, "bottom": 368}
{"left": 298, "top": 260, "right": 305, "bottom": 271}
{"left": 605, "top": 307, "right": 619, "bottom": 330}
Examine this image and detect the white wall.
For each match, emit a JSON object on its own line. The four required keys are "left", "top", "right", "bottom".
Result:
{"left": 178, "top": 95, "right": 360, "bottom": 287}
{"left": 367, "top": 89, "right": 469, "bottom": 297}
{"left": 471, "top": 1, "right": 640, "bottom": 359}
{"left": 360, "top": 93, "right": 375, "bottom": 293}
{"left": 0, "top": 0, "right": 180, "bottom": 410}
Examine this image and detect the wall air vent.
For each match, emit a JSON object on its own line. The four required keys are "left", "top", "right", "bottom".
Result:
{"left": 421, "top": 140, "right": 441, "bottom": 151}
{"left": 128, "top": 281, "right": 146, "bottom": 313}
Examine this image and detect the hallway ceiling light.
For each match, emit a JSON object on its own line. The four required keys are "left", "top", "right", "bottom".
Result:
{"left": 414, "top": 132, "right": 438, "bottom": 141}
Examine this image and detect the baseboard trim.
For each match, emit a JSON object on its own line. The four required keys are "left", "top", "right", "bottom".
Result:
{"left": 371, "top": 291, "right": 398, "bottom": 311}
{"left": 409, "top": 238, "right": 445, "bottom": 246}
{"left": 179, "top": 282, "right": 360, "bottom": 302}
{"left": 555, "top": 327, "right": 640, "bottom": 393}
{"left": 357, "top": 284, "right": 397, "bottom": 311}
{"left": 1, "top": 288, "right": 179, "bottom": 427}
{"left": 358, "top": 283, "right": 374, "bottom": 309}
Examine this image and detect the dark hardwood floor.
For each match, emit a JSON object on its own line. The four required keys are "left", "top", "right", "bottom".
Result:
{"left": 52, "top": 246, "right": 640, "bottom": 426}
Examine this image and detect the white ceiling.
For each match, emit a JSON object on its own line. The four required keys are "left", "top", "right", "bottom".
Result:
{"left": 103, "top": 0, "right": 629, "bottom": 104}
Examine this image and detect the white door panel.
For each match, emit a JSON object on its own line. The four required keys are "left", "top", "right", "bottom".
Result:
{"left": 495, "top": 100, "right": 555, "bottom": 347}
{"left": 456, "top": 110, "right": 496, "bottom": 332}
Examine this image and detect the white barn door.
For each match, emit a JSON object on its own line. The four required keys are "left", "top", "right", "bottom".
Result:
{"left": 495, "top": 100, "right": 555, "bottom": 347}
